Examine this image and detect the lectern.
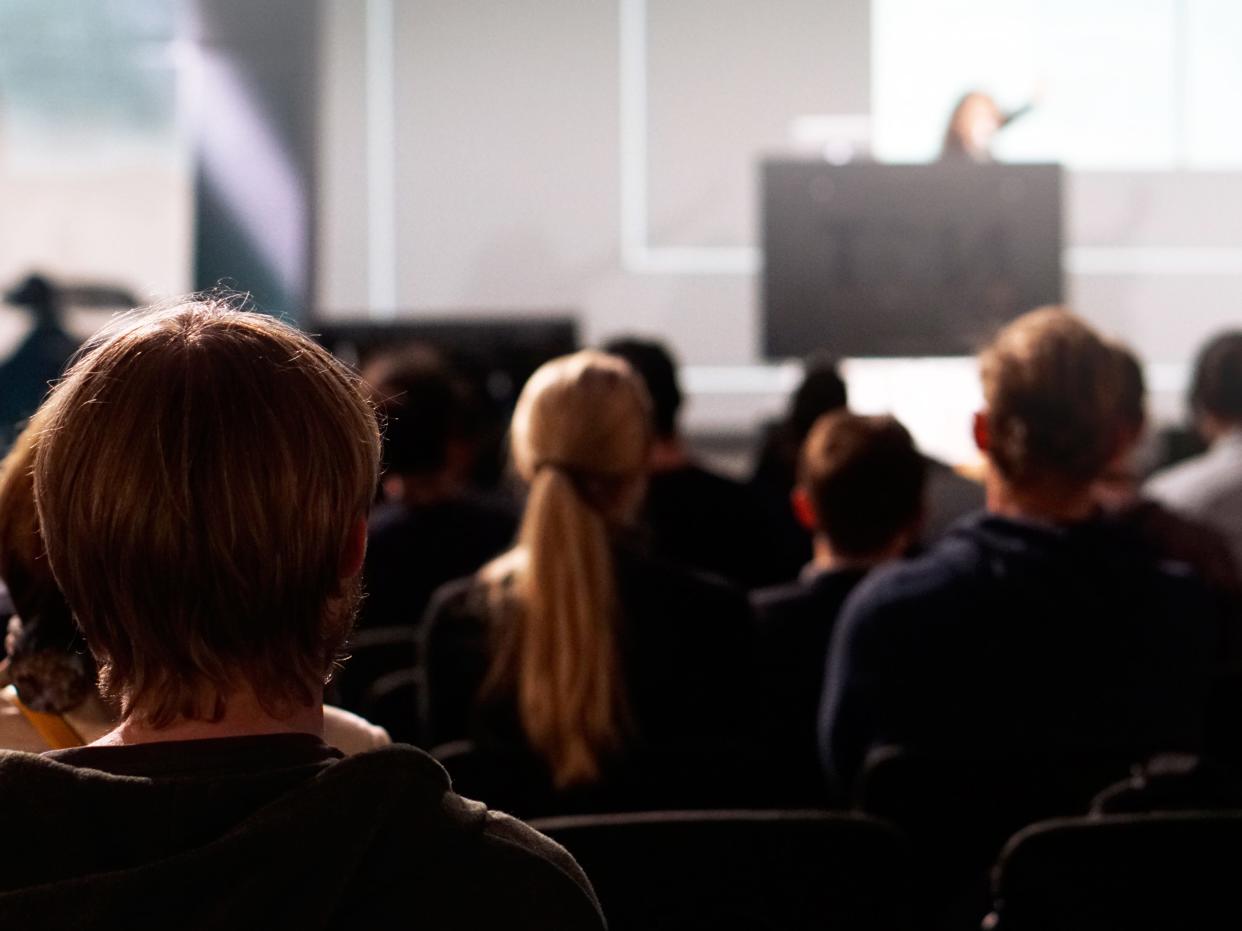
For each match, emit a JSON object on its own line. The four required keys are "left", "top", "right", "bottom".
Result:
{"left": 762, "top": 161, "right": 1063, "bottom": 359}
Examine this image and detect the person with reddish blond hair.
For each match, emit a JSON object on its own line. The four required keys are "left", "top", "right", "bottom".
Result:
{"left": 820, "top": 307, "right": 1230, "bottom": 793}
{"left": 0, "top": 297, "right": 603, "bottom": 929}
{"left": 752, "top": 410, "right": 926, "bottom": 804}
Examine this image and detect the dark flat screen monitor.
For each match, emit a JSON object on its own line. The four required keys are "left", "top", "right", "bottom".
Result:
{"left": 762, "top": 161, "right": 1063, "bottom": 358}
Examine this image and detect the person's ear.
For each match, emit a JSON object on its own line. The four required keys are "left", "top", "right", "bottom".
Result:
{"left": 972, "top": 410, "right": 990, "bottom": 454}
{"left": 791, "top": 486, "right": 819, "bottom": 533}
{"left": 339, "top": 516, "right": 368, "bottom": 581}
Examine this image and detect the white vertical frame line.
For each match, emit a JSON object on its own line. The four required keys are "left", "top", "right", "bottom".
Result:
{"left": 1171, "top": 0, "right": 1189, "bottom": 170}
{"left": 366, "top": 0, "right": 398, "bottom": 318}
{"left": 619, "top": 0, "right": 650, "bottom": 272}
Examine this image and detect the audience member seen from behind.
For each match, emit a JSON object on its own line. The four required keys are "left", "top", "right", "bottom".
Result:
{"left": 752, "top": 411, "right": 926, "bottom": 804}
{"left": 1095, "top": 342, "right": 1241, "bottom": 600}
{"left": 749, "top": 355, "right": 849, "bottom": 576}
{"left": 751, "top": 358, "right": 980, "bottom": 573}
{"left": 1146, "top": 331, "right": 1242, "bottom": 576}
{"left": 421, "top": 350, "right": 756, "bottom": 812}
{"left": 0, "top": 411, "right": 389, "bottom": 755}
{"left": 604, "top": 336, "right": 784, "bottom": 586}
{"left": 0, "top": 300, "right": 603, "bottom": 929}
{"left": 820, "top": 307, "right": 1228, "bottom": 797}
{"left": 360, "top": 346, "right": 516, "bottom": 631}
{"left": 0, "top": 409, "right": 110, "bottom": 751}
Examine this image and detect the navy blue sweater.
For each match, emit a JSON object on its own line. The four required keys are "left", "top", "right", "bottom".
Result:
{"left": 819, "top": 512, "right": 1231, "bottom": 792}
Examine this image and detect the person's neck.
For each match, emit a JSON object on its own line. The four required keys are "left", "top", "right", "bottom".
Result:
{"left": 649, "top": 436, "right": 692, "bottom": 474}
{"left": 810, "top": 535, "right": 900, "bottom": 573}
{"left": 92, "top": 686, "right": 324, "bottom": 747}
{"left": 985, "top": 469, "right": 1098, "bottom": 525}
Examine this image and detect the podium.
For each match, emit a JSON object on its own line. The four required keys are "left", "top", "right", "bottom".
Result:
{"left": 761, "top": 161, "right": 1063, "bottom": 359}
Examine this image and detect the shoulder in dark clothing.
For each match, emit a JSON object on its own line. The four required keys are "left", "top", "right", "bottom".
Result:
{"left": 0, "top": 739, "right": 603, "bottom": 930}
{"left": 1115, "top": 497, "right": 1242, "bottom": 598}
{"left": 644, "top": 464, "right": 789, "bottom": 587}
{"left": 751, "top": 567, "right": 870, "bottom": 804}
{"left": 819, "top": 512, "right": 1229, "bottom": 795}
{"left": 361, "top": 495, "right": 516, "bottom": 629}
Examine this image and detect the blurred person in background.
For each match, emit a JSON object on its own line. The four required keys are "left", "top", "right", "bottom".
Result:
{"left": 752, "top": 355, "right": 980, "bottom": 579}
{"left": 604, "top": 336, "right": 784, "bottom": 587}
{"left": 749, "top": 354, "right": 850, "bottom": 579}
{"left": 421, "top": 350, "right": 757, "bottom": 811}
{"left": 820, "top": 308, "right": 1229, "bottom": 793}
{"left": 940, "top": 90, "right": 1035, "bottom": 163}
{"left": 1146, "top": 331, "right": 1242, "bottom": 577}
{"left": 751, "top": 411, "right": 926, "bottom": 804}
{"left": 0, "top": 274, "right": 77, "bottom": 451}
{"left": 1095, "top": 341, "right": 1240, "bottom": 600}
{"left": 360, "top": 346, "right": 516, "bottom": 631}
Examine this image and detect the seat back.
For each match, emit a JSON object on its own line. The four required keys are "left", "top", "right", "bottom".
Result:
{"left": 434, "top": 739, "right": 781, "bottom": 818}
{"left": 531, "top": 809, "right": 915, "bottom": 931}
{"left": 990, "top": 812, "right": 1242, "bottom": 930}
{"left": 359, "top": 668, "right": 423, "bottom": 745}
{"left": 332, "top": 626, "right": 419, "bottom": 714}
{"left": 858, "top": 745, "right": 1137, "bottom": 928}
{"left": 859, "top": 745, "right": 1135, "bottom": 868}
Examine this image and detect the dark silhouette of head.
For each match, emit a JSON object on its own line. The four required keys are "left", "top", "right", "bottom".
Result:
{"left": 797, "top": 411, "right": 926, "bottom": 559}
{"left": 790, "top": 354, "right": 848, "bottom": 443}
{"left": 603, "top": 337, "right": 682, "bottom": 440}
{"left": 1190, "top": 331, "right": 1242, "bottom": 434}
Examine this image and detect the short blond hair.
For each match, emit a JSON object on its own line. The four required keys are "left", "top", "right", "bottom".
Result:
{"left": 32, "top": 297, "right": 380, "bottom": 726}
{"left": 979, "top": 307, "right": 1124, "bottom": 491}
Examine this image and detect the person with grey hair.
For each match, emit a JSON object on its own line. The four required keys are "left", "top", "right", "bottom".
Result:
{"left": 1146, "top": 331, "right": 1242, "bottom": 574}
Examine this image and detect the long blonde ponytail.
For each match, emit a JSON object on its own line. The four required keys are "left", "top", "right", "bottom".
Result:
{"left": 483, "top": 351, "right": 651, "bottom": 787}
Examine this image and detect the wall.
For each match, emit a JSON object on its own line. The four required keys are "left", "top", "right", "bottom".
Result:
{"left": 317, "top": 1, "right": 1242, "bottom": 462}
{"left": 317, "top": 0, "right": 869, "bottom": 365}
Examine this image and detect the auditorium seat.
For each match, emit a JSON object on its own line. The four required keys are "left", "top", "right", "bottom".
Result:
{"left": 433, "top": 740, "right": 781, "bottom": 818}
{"left": 530, "top": 809, "right": 915, "bottom": 931}
{"left": 359, "top": 668, "right": 423, "bottom": 746}
{"left": 332, "top": 626, "right": 418, "bottom": 714}
{"left": 987, "top": 812, "right": 1242, "bottom": 930}
{"left": 858, "top": 745, "right": 1137, "bottom": 927}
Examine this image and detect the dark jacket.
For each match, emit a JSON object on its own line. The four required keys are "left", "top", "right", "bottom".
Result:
{"left": 819, "top": 512, "right": 1229, "bottom": 793}
{"left": 0, "top": 735, "right": 603, "bottom": 930}
{"left": 361, "top": 496, "right": 517, "bottom": 630}
{"left": 644, "top": 465, "right": 788, "bottom": 587}
{"left": 420, "top": 546, "right": 761, "bottom": 811}
{"left": 751, "top": 567, "right": 869, "bottom": 803}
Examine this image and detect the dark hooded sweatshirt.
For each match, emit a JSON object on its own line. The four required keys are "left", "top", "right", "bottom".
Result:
{"left": 818, "top": 512, "right": 1231, "bottom": 791}
{"left": 0, "top": 735, "right": 604, "bottom": 930}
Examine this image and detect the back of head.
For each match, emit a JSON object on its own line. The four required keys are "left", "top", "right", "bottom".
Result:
{"left": 1190, "top": 330, "right": 1242, "bottom": 427}
{"left": 32, "top": 297, "right": 380, "bottom": 726}
{"left": 602, "top": 336, "right": 682, "bottom": 440}
{"left": 371, "top": 346, "right": 475, "bottom": 479}
{"left": 799, "top": 411, "right": 926, "bottom": 559}
{"left": 979, "top": 307, "right": 1125, "bottom": 494}
{"left": 790, "top": 355, "right": 848, "bottom": 443}
{"left": 488, "top": 350, "right": 652, "bottom": 788}
{"left": 1111, "top": 341, "right": 1147, "bottom": 439}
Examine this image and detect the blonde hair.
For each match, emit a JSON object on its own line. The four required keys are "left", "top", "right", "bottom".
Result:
{"left": 483, "top": 350, "right": 652, "bottom": 787}
{"left": 979, "top": 306, "right": 1126, "bottom": 492}
{"left": 32, "top": 297, "right": 380, "bottom": 726}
